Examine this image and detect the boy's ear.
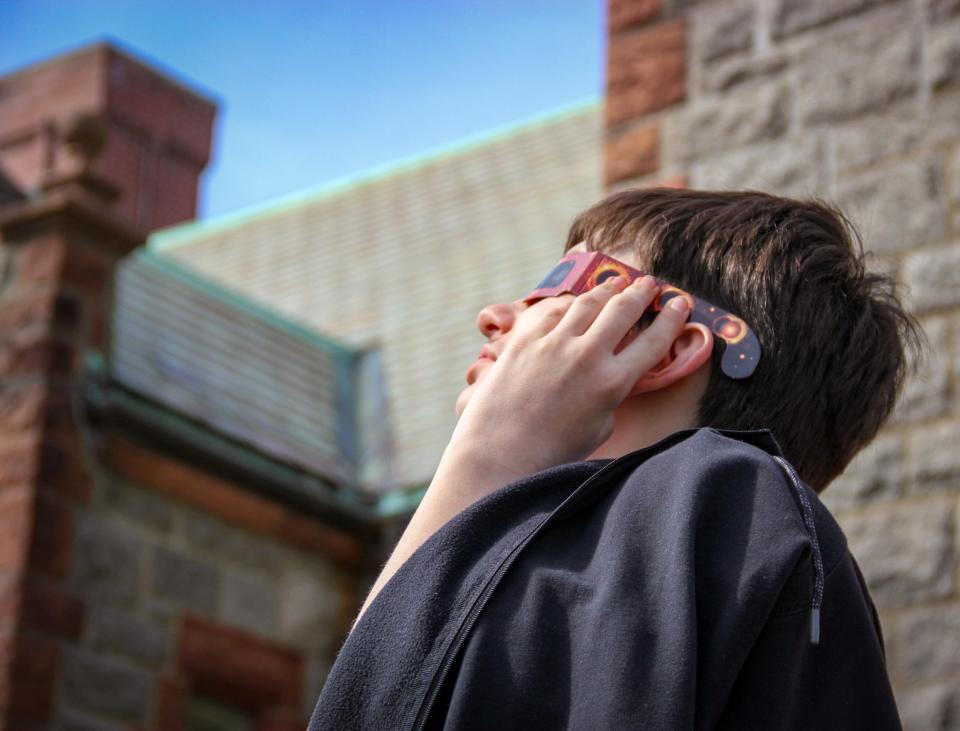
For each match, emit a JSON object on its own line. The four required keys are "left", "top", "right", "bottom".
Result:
{"left": 627, "top": 322, "right": 714, "bottom": 396}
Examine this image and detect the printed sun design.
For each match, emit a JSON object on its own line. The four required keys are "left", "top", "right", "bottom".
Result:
{"left": 587, "top": 261, "right": 633, "bottom": 288}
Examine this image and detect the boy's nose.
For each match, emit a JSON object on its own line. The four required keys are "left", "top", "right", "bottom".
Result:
{"left": 476, "top": 301, "right": 520, "bottom": 338}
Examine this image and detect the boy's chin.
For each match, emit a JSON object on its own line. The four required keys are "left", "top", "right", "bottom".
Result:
{"left": 454, "top": 384, "right": 477, "bottom": 419}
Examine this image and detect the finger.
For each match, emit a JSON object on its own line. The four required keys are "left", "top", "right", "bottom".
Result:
{"left": 619, "top": 294, "right": 691, "bottom": 374}
{"left": 520, "top": 295, "right": 575, "bottom": 339}
{"left": 585, "top": 275, "right": 660, "bottom": 348}
{"left": 552, "top": 276, "right": 627, "bottom": 336}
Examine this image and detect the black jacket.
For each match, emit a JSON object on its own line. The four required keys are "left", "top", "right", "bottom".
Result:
{"left": 310, "top": 428, "right": 901, "bottom": 730}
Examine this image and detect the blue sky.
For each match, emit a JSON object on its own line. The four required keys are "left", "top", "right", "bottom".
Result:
{"left": 1, "top": 1, "right": 603, "bottom": 218}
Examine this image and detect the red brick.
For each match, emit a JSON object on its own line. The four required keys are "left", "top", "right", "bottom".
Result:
{"left": 0, "top": 432, "right": 41, "bottom": 490}
{"left": 21, "top": 580, "right": 84, "bottom": 639}
{"left": 36, "top": 437, "right": 93, "bottom": 504}
{"left": 0, "top": 485, "right": 33, "bottom": 573}
{"left": 28, "top": 495, "right": 74, "bottom": 579}
{"left": 60, "top": 242, "right": 111, "bottom": 296}
{"left": 15, "top": 236, "right": 66, "bottom": 287}
{"left": 8, "top": 633, "right": 60, "bottom": 720}
{"left": 608, "top": 0, "right": 662, "bottom": 32}
{"left": 607, "top": 19, "right": 686, "bottom": 127}
{"left": 0, "top": 381, "right": 47, "bottom": 433}
{"left": 177, "top": 615, "right": 304, "bottom": 710}
{"left": 0, "top": 43, "right": 215, "bottom": 231}
{"left": 655, "top": 174, "right": 688, "bottom": 189}
{"left": 154, "top": 675, "right": 188, "bottom": 731}
{"left": 0, "top": 572, "right": 23, "bottom": 635}
{"left": 256, "top": 709, "right": 305, "bottom": 731}
{"left": 605, "top": 122, "right": 660, "bottom": 184}
{"left": 0, "top": 333, "right": 77, "bottom": 379}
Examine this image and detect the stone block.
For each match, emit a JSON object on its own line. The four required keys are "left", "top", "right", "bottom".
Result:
{"left": 689, "top": 135, "right": 823, "bottom": 196}
{"left": 822, "top": 432, "right": 903, "bottom": 511}
{"left": 929, "top": 0, "right": 960, "bottom": 21}
{"left": 832, "top": 100, "right": 960, "bottom": 172}
{"left": 71, "top": 516, "right": 142, "bottom": 606}
{"left": 903, "top": 245, "right": 960, "bottom": 313}
{"left": 837, "top": 156, "right": 947, "bottom": 253}
{"left": 907, "top": 420, "right": 960, "bottom": 490}
{"left": 61, "top": 648, "right": 153, "bottom": 724}
{"left": 89, "top": 606, "right": 171, "bottom": 667}
{"left": 221, "top": 571, "right": 278, "bottom": 636}
{"left": 841, "top": 499, "right": 954, "bottom": 608}
{"left": 667, "top": 83, "right": 789, "bottom": 162}
{"left": 181, "top": 509, "right": 285, "bottom": 574}
{"left": 605, "top": 122, "right": 660, "bottom": 184}
{"left": 692, "top": 0, "right": 754, "bottom": 62}
{"left": 930, "top": 21, "right": 960, "bottom": 91}
{"left": 607, "top": 19, "right": 686, "bottom": 127}
{"left": 896, "top": 602, "right": 960, "bottom": 682}
{"left": 772, "top": 0, "right": 899, "bottom": 37}
{"left": 797, "top": 8, "right": 919, "bottom": 124}
{"left": 890, "top": 316, "right": 949, "bottom": 424}
{"left": 953, "top": 145, "right": 960, "bottom": 204}
{"left": 276, "top": 566, "right": 352, "bottom": 654}
{"left": 151, "top": 545, "right": 219, "bottom": 614}
{"left": 102, "top": 476, "right": 175, "bottom": 533}
{"left": 700, "top": 53, "right": 789, "bottom": 93}
{"left": 896, "top": 680, "right": 960, "bottom": 731}
{"left": 57, "top": 709, "right": 128, "bottom": 731}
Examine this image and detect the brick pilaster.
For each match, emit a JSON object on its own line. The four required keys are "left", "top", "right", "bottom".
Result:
{"left": 605, "top": 0, "right": 687, "bottom": 188}
{"left": 0, "top": 117, "right": 145, "bottom": 728}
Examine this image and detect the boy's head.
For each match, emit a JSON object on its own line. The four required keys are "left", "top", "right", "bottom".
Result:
{"left": 564, "top": 188, "right": 923, "bottom": 491}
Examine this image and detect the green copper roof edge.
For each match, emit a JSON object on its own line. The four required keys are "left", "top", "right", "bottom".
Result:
{"left": 149, "top": 95, "right": 601, "bottom": 250}
{"left": 130, "top": 247, "right": 360, "bottom": 359}
{"left": 374, "top": 483, "right": 427, "bottom": 519}
{"left": 87, "top": 351, "right": 420, "bottom": 521}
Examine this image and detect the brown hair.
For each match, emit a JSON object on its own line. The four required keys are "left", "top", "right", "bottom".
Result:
{"left": 565, "top": 188, "right": 924, "bottom": 491}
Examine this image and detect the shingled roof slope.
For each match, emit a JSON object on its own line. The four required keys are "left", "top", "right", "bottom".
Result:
{"left": 111, "top": 249, "right": 369, "bottom": 487}
{"left": 151, "top": 98, "right": 602, "bottom": 490}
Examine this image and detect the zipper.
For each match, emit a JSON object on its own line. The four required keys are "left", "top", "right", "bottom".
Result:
{"left": 773, "top": 456, "right": 824, "bottom": 644}
{"left": 407, "top": 430, "right": 698, "bottom": 731}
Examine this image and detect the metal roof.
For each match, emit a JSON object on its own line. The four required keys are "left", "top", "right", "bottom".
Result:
{"left": 147, "top": 97, "right": 603, "bottom": 490}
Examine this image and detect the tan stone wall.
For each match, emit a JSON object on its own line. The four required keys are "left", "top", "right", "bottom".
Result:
{"left": 53, "top": 436, "right": 359, "bottom": 728}
{"left": 606, "top": 0, "right": 960, "bottom": 726}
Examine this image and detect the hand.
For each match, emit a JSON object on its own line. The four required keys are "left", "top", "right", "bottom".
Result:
{"left": 449, "top": 275, "right": 691, "bottom": 479}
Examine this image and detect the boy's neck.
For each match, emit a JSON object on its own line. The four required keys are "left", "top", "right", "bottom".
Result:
{"left": 586, "top": 369, "right": 710, "bottom": 460}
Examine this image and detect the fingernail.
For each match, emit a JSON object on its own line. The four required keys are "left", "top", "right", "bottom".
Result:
{"left": 668, "top": 296, "right": 689, "bottom": 312}
{"left": 605, "top": 276, "right": 625, "bottom": 288}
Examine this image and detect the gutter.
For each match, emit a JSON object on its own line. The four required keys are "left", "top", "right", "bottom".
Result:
{"left": 82, "top": 354, "right": 423, "bottom": 534}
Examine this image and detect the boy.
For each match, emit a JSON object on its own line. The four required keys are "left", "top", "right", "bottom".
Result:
{"left": 310, "top": 189, "right": 920, "bottom": 730}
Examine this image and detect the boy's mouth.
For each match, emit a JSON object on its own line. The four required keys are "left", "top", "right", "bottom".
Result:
{"left": 465, "top": 348, "right": 498, "bottom": 385}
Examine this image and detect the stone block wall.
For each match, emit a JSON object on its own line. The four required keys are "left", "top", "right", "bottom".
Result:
{"left": 55, "top": 436, "right": 360, "bottom": 729}
{"left": 606, "top": 0, "right": 960, "bottom": 726}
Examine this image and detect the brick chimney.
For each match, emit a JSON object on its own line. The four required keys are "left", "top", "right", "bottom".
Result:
{"left": 0, "top": 42, "right": 216, "bottom": 231}
{"left": 0, "top": 42, "right": 216, "bottom": 727}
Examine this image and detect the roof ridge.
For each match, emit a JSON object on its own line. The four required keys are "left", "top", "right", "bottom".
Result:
{"left": 149, "top": 95, "right": 600, "bottom": 251}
